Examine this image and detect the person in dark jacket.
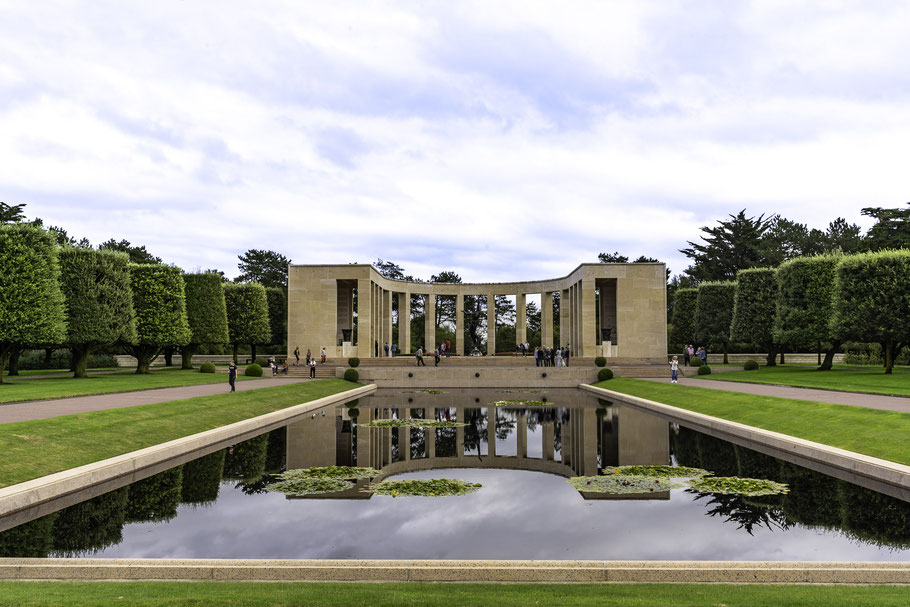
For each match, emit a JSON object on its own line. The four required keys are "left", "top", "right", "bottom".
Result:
{"left": 228, "top": 362, "right": 237, "bottom": 392}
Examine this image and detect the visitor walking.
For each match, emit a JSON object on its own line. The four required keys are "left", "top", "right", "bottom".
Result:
{"left": 375, "top": 341, "right": 379, "bottom": 357}
{"left": 228, "top": 362, "right": 237, "bottom": 392}
{"left": 384, "top": 342, "right": 390, "bottom": 357}
{"left": 309, "top": 358, "right": 317, "bottom": 378}
{"left": 556, "top": 348, "right": 563, "bottom": 367}
{"left": 434, "top": 347, "right": 440, "bottom": 367}
{"left": 306, "top": 349, "right": 311, "bottom": 365}
{"left": 416, "top": 346, "right": 426, "bottom": 366}
{"left": 565, "top": 345, "right": 570, "bottom": 367}
{"left": 294, "top": 346, "right": 300, "bottom": 366}
{"left": 670, "top": 356, "right": 679, "bottom": 383}
{"left": 321, "top": 347, "right": 326, "bottom": 364}
{"left": 391, "top": 343, "right": 397, "bottom": 356}
{"left": 683, "top": 345, "right": 691, "bottom": 366}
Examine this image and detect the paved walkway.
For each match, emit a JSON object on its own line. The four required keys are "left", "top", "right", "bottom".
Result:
{"left": 0, "top": 377, "right": 310, "bottom": 424}
{"left": 643, "top": 377, "right": 910, "bottom": 413}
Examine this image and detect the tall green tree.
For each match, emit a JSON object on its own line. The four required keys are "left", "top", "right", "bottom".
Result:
{"left": 824, "top": 217, "right": 864, "bottom": 254}
{"left": 59, "top": 248, "right": 136, "bottom": 378}
{"left": 681, "top": 210, "right": 772, "bottom": 281}
{"left": 0, "top": 202, "right": 27, "bottom": 224}
{"left": 694, "top": 281, "right": 736, "bottom": 364}
{"left": 730, "top": 268, "right": 779, "bottom": 366}
{"left": 775, "top": 255, "right": 841, "bottom": 370}
{"left": 832, "top": 250, "right": 910, "bottom": 374}
{"left": 862, "top": 204, "right": 910, "bottom": 251}
{"left": 266, "top": 287, "right": 287, "bottom": 350}
{"left": 181, "top": 272, "right": 230, "bottom": 369}
{"left": 236, "top": 249, "right": 291, "bottom": 290}
{"left": 0, "top": 224, "right": 67, "bottom": 382}
{"left": 127, "top": 264, "right": 192, "bottom": 374}
{"left": 669, "top": 288, "right": 698, "bottom": 348}
{"left": 98, "top": 239, "right": 162, "bottom": 264}
{"left": 223, "top": 282, "right": 271, "bottom": 362}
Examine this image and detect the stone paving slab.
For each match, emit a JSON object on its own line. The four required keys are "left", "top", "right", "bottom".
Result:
{"left": 1, "top": 558, "right": 907, "bottom": 583}
{"left": 643, "top": 377, "right": 910, "bottom": 413}
{"left": 0, "top": 377, "right": 313, "bottom": 424}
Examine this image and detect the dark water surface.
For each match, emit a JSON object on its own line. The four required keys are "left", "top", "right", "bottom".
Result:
{"left": 1, "top": 388, "right": 908, "bottom": 560}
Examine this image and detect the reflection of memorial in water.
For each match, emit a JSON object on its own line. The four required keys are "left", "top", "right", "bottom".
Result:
{"left": 284, "top": 389, "right": 671, "bottom": 500}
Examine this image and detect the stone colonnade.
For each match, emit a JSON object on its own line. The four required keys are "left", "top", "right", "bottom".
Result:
{"left": 288, "top": 263, "right": 667, "bottom": 362}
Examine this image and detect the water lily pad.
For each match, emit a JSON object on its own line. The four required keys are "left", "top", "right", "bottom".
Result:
{"left": 492, "top": 399, "right": 550, "bottom": 407}
{"left": 501, "top": 389, "right": 546, "bottom": 394}
{"left": 266, "top": 478, "right": 353, "bottom": 496}
{"left": 688, "top": 476, "right": 790, "bottom": 496}
{"left": 602, "top": 465, "right": 711, "bottom": 478}
{"left": 367, "top": 478, "right": 482, "bottom": 497}
{"left": 360, "top": 418, "right": 467, "bottom": 428}
{"left": 418, "top": 389, "right": 444, "bottom": 394}
{"left": 569, "top": 475, "right": 682, "bottom": 494}
{"left": 279, "top": 466, "right": 380, "bottom": 480}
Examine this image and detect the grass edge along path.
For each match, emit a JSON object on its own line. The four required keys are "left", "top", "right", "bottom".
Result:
{"left": 0, "top": 582, "right": 908, "bottom": 607}
{"left": 598, "top": 378, "right": 910, "bottom": 466}
{"left": 700, "top": 364, "right": 910, "bottom": 397}
{"left": 0, "top": 379, "right": 357, "bottom": 489}
{"left": 0, "top": 368, "right": 257, "bottom": 405}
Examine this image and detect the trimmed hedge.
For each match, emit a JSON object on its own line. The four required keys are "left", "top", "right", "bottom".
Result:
{"left": 594, "top": 356, "right": 607, "bottom": 367}
{"left": 689, "top": 357, "right": 703, "bottom": 367}
{"left": 254, "top": 356, "right": 268, "bottom": 367}
{"left": 343, "top": 368, "right": 359, "bottom": 382}
{"left": 697, "top": 365, "right": 712, "bottom": 376}
{"left": 695, "top": 281, "right": 736, "bottom": 363}
{"left": 199, "top": 362, "right": 216, "bottom": 373}
{"left": 348, "top": 357, "right": 360, "bottom": 368}
{"left": 245, "top": 363, "right": 263, "bottom": 377}
{"left": 670, "top": 288, "right": 698, "bottom": 347}
{"left": 743, "top": 359, "right": 759, "bottom": 371}
{"left": 597, "top": 368, "right": 614, "bottom": 381}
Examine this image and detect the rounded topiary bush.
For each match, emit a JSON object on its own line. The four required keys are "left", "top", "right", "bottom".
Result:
{"left": 690, "top": 357, "right": 703, "bottom": 367}
{"left": 597, "top": 368, "right": 614, "bottom": 382}
{"left": 743, "top": 359, "right": 760, "bottom": 371}
{"left": 344, "top": 368, "right": 360, "bottom": 382}
{"left": 199, "top": 362, "right": 216, "bottom": 373}
{"left": 245, "top": 363, "right": 263, "bottom": 377}
{"left": 594, "top": 356, "right": 607, "bottom": 368}
{"left": 697, "top": 365, "right": 712, "bottom": 376}
{"left": 348, "top": 357, "right": 360, "bottom": 368}
{"left": 254, "top": 356, "right": 268, "bottom": 367}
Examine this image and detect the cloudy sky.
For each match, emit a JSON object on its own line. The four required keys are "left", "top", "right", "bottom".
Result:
{"left": 1, "top": 1, "right": 907, "bottom": 282}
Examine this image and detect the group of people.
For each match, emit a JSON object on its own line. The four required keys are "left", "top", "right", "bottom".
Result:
{"left": 414, "top": 345, "right": 444, "bottom": 367}
{"left": 532, "top": 345, "right": 570, "bottom": 367}
{"left": 681, "top": 344, "right": 707, "bottom": 366}
{"left": 293, "top": 346, "right": 327, "bottom": 367}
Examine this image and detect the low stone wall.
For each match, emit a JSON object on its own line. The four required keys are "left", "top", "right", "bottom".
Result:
{"left": 113, "top": 354, "right": 286, "bottom": 368}
{"left": 347, "top": 366, "right": 599, "bottom": 388}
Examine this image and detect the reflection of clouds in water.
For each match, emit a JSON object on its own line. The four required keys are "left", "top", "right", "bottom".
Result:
{"left": 93, "top": 470, "right": 910, "bottom": 561}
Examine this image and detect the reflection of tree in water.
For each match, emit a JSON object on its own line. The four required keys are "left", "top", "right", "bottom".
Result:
{"left": 462, "top": 408, "right": 486, "bottom": 455}
{"left": 841, "top": 482, "right": 910, "bottom": 549}
{"left": 0, "top": 512, "right": 58, "bottom": 557}
{"left": 671, "top": 426, "right": 700, "bottom": 468}
{"left": 435, "top": 426, "right": 457, "bottom": 458}
{"left": 264, "top": 428, "right": 287, "bottom": 472}
{"left": 181, "top": 450, "right": 225, "bottom": 506}
{"left": 126, "top": 466, "right": 184, "bottom": 524}
{"left": 494, "top": 410, "right": 516, "bottom": 441}
{"left": 689, "top": 490, "right": 790, "bottom": 535}
{"left": 53, "top": 486, "right": 130, "bottom": 556}
{"left": 223, "top": 434, "right": 268, "bottom": 482}
{"left": 696, "top": 433, "right": 738, "bottom": 477}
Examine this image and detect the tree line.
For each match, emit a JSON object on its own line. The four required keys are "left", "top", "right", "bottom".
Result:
{"left": 0, "top": 203, "right": 291, "bottom": 379}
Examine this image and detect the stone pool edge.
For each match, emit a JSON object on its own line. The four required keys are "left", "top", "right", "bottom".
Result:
{"left": 0, "top": 558, "right": 908, "bottom": 583}
{"left": 580, "top": 384, "right": 910, "bottom": 502}
{"left": 0, "top": 383, "right": 377, "bottom": 529}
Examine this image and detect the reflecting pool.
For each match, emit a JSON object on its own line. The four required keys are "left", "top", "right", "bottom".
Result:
{"left": 1, "top": 388, "right": 908, "bottom": 560}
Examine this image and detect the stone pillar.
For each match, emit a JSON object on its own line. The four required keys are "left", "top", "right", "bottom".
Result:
{"left": 424, "top": 294, "right": 436, "bottom": 352}
{"left": 516, "top": 410, "right": 527, "bottom": 459}
{"left": 383, "top": 289, "right": 392, "bottom": 355}
{"left": 487, "top": 407, "right": 496, "bottom": 457}
{"left": 542, "top": 421, "right": 554, "bottom": 461}
{"left": 581, "top": 280, "right": 597, "bottom": 357}
{"left": 515, "top": 293, "right": 526, "bottom": 348}
{"left": 427, "top": 427, "right": 436, "bottom": 459}
{"left": 357, "top": 407, "right": 373, "bottom": 468}
{"left": 455, "top": 407, "right": 465, "bottom": 458}
{"left": 486, "top": 294, "right": 496, "bottom": 355}
{"left": 559, "top": 288, "right": 570, "bottom": 347}
{"left": 357, "top": 279, "right": 372, "bottom": 358}
{"left": 455, "top": 293, "right": 465, "bottom": 356}
{"left": 400, "top": 292, "right": 411, "bottom": 354}
{"left": 541, "top": 291, "right": 553, "bottom": 348}
{"left": 399, "top": 425, "right": 410, "bottom": 462}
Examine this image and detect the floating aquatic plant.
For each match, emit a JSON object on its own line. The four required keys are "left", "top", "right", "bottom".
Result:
{"left": 687, "top": 476, "right": 790, "bottom": 496}
{"left": 492, "top": 399, "right": 550, "bottom": 407}
{"left": 266, "top": 477, "right": 353, "bottom": 496}
{"left": 279, "top": 466, "right": 380, "bottom": 480}
{"left": 569, "top": 475, "right": 681, "bottom": 494}
{"left": 418, "top": 389, "right": 444, "bottom": 394}
{"left": 602, "top": 465, "right": 711, "bottom": 478}
{"left": 367, "top": 478, "right": 482, "bottom": 497}
{"left": 360, "top": 418, "right": 467, "bottom": 428}
{"left": 501, "top": 389, "right": 546, "bottom": 394}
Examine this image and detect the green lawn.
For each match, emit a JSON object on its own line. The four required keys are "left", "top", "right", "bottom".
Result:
{"left": 3, "top": 367, "right": 122, "bottom": 377}
{"left": 0, "top": 582, "right": 906, "bottom": 607}
{"left": 597, "top": 378, "right": 910, "bottom": 465}
{"left": 0, "top": 368, "right": 256, "bottom": 404}
{"left": 699, "top": 363, "right": 910, "bottom": 397}
{"left": 0, "top": 379, "right": 357, "bottom": 488}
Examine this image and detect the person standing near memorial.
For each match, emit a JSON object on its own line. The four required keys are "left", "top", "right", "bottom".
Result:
{"left": 670, "top": 356, "right": 679, "bottom": 383}
{"left": 416, "top": 346, "right": 425, "bottom": 366}
{"left": 321, "top": 347, "right": 326, "bottom": 364}
{"left": 294, "top": 346, "right": 300, "bottom": 366}
{"left": 228, "top": 362, "right": 237, "bottom": 392}
{"left": 309, "top": 358, "right": 317, "bottom": 378}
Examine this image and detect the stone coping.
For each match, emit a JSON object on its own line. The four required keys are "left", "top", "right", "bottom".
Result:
{"left": 0, "top": 384, "right": 376, "bottom": 530}
{"left": 581, "top": 384, "right": 910, "bottom": 501}
{"left": 0, "top": 559, "right": 908, "bottom": 583}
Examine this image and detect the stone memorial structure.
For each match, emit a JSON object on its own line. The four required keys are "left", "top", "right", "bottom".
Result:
{"left": 287, "top": 263, "right": 667, "bottom": 363}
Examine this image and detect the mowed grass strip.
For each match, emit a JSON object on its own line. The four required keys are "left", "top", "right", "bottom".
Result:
{"left": 701, "top": 363, "right": 910, "bottom": 397}
{"left": 598, "top": 378, "right": 910, "bottom": 466}
{"left": 0, "top": 379, "right": 357, "bottom": 488}
{"left": 0, "top": 582, "right": 907, "bottom": 607}
{"left": 0, "top": 368, "right": 257, "bottom": 404}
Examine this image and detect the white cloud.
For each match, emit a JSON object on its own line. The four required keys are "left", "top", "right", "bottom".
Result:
{"left": 0, "top": 1, "right": 905, "bottom": 281}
